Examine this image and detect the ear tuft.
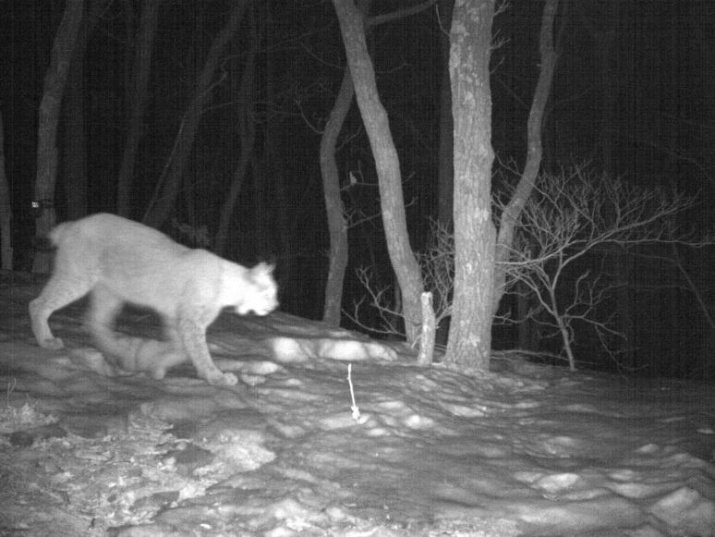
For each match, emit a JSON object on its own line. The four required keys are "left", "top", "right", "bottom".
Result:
{"left": 254, "top": 261, "right": 275, "bottom": 274}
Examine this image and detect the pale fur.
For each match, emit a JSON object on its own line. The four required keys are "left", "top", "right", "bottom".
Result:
{"left": 29, "top": 213, "right": 278, "bottom": 386}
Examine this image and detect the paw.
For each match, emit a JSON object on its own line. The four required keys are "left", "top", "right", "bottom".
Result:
{"left": 206, "top": 371, "right": 238, "bottom": 387}
{"left": 38, "top": 337, "right": 65, "bottom": 351}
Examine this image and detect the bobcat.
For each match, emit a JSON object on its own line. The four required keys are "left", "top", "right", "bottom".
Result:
{"left": 29, "top": 213, "right": 278, "bottom": 386}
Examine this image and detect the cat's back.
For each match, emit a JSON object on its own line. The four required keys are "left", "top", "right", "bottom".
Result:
{"left": 51, "top": 213, "right": 186, "bottom": 261}
{"left": 49, "top": 213, "right": 189, "bottom": 277}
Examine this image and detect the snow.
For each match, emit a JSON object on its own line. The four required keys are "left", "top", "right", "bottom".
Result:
{"left": 0, "top": 278, "right": 714, "bottom": 536}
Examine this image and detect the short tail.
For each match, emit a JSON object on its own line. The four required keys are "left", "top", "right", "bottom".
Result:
{"left": 91, "top": 326, "right": 186, "bottom": 380}
{"left": 47, "top": 222, "right": 71, "bottom": 246}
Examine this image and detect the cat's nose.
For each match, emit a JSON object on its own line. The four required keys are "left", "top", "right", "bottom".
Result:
{"left": 237, "top": 304, "right": 275, "bottom": 316}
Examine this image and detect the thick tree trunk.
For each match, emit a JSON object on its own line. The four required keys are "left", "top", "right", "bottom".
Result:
{"left": 444, "top": 0, "right": 496, "bottom": 370}
{"left": 320, "top": 69, "right": 353, "bottom": 325}
{"left": 434, "top": 0, "right": 455, "bottom": 345}
{"left": 117, "top": 0, "right": 159, "bottom": 218}
{"left": 332, "top": 0, "right": 424, "bottom": 343}
{"left": 32, "top": 0, "right": 84, "bottom": 273}
{"left": 143, "top": 0, "right": 248, "bottom": 229}
{"left": 0, "top": 111, "right": 12, "bottom": 270}
{"left": 492, "top": 0, "right": 558, "bottom": 316}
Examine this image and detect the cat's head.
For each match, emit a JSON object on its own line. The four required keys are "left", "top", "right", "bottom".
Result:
{"left": 233, "top": 262, "right": 278, "bottom": 316}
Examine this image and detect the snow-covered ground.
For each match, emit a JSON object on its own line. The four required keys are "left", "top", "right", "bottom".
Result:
{"left": 1, "top": 274, "right": 714, "bottom": 536}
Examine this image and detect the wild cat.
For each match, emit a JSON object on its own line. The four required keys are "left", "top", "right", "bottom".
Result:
{"left": 29, "top": 213, "right": 278, "bottom": 386}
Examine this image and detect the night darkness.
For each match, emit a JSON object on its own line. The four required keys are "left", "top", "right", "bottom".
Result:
{"left": 1, "top": 0, "right": 714, "bottom": 380}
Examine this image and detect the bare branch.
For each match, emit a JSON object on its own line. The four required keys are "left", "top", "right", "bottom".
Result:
{"left": 344, "top": 267, "right": 403, "bottom": 337}
{"left": 496, "top": 164, "right": 706, "bottom": 370}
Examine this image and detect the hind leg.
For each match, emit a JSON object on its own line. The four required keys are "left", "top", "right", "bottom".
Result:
{"left": 30, "top": 274, "right": 93, "bottom": 350}
{"left": 85, "top": 286, "right": 124, "bottom": 365}
{"left": 85, "top": 286, "right": 123, "bottom": 343}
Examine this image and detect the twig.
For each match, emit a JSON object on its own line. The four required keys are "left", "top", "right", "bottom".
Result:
{"left": 347, "top": 364, "right": 361, "bottom": 421}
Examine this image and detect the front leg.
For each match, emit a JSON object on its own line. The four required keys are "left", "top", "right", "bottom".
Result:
{"left": 176, "top": 314, "right": 237, "bottom": 386}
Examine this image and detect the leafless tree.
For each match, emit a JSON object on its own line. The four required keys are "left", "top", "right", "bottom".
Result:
{"left": 497, "top": 165, "right": 702, "bottom": 370}
{"left": 117, "top": 0, "right": 159, "bottom": 218}
{"left": 331, "top": 0, "right": 426, "bottom": 343}
{"left": 355, "top": 164, "right": 705, "bottom": 371}
{"left": 32, "top": 0, "right": 84, "bottom": 273}
{"left": 143, "top": 0, "right": 249, "bottom": 230}
{"left": 0, "top": 111, "right": 12, "bottom": 270}
{"left": 444, "top": 0, "right": 497, "bottom": 369}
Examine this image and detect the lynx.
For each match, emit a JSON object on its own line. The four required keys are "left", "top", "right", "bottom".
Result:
{"left": 29, "top": 213, "right": 278, "bottom": 386}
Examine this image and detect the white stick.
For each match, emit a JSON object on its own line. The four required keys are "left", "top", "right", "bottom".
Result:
{"left": 347, "top": 363, "right": 361, "bottom": 420}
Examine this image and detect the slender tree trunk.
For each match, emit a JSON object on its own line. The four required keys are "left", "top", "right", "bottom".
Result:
{"left": 517, "top": 280, "right": 538, "bottom": 351}
{"left": 332, "top": 0, "right": 424, "bottom": 343}
{"left": 215, "top": 7, "right": 258, "bottom": 255}
{"left": 117, "top": 0, "right": 159, "bottom": 218}
{"left": 121, "top": 0, "right": 135, "bottom": 120}
{"left": 444, "top": 0, "right": 496, "bottom": 370}
{"left": 692, "top": 3, "right": 715, "bottom": 196}
{"left": 262, "top": 1, "right": 296, "bottom": 299}
{"left": 320, "top": 68, "right": 353, "bottom": 325}
{"left": 690, "top": 3, "right": 715, "bottom": 374}
{"left": 62, "top": 46, "right": 88, "bottom": 221}
{"left": 492, "top": 0, "right": 559, "bottom": 315}
{"left": 0, "top": 111, "right": 12, "bottom": 270}
{"left": 253, "top": 155, "right": 270, "bottom": 256}
{"left": 437, "top": 0, "right": 454, "bottom": 230}
{"left": 32, "top": 0, "right": 84, "bottom": 273}
{"left": 593, "top": 26, "right": 634, "bottom": 369}
{"left": 144, "top": 0, "right": 248, "bottom": 229}
{"left": 62, "top": 0, "right": 110, "bottom": 220}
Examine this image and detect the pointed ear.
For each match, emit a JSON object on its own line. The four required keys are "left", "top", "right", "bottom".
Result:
{"left": 255, "top": 261, "right": 275, "bottom": 274}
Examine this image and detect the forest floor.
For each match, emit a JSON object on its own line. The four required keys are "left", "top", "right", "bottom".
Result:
{"left": 0, "top": 271, "right": 714, "bottom": 537}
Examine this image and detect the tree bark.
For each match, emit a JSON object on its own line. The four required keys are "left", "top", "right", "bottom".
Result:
{"left": 444, "top": 0, "right": 496, "bottom": 370}
{"left": 320, "top": 68, "right": 353, "bottom": 325}
{"left": 62, "top": 0, "right": 111, "bottom": 220}
{"left": 492, "top": 0, "right": 559, "bottom": 316}
{"left": 61, "top": 37, "right": 88, "bottom": 221}
{"left": 117, "top": 0, "right": 159, "bottom": 218}
{"left": 215, "top": 7, "right": 259, "bottom": 256}
{"left": 332, "top": 0, "right": 424, "bottom": 343}
{"left": 437, "top": 0, "right": 454, "bottom": 230}
{"left": 0, "top": 111, "right": 12, "bottom": 270}
{"left": 32, "top": 0, "right": 84, "bottom": 273}
{"left": 143, "top": 0, "right": 248, "bottom": 229}
{"left": 417, "top": 292, "right": 436, "bottom": 365}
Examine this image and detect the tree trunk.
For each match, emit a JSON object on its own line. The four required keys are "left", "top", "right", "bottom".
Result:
{"left": 332, "top": 0, "right": 423, "bottom": 343}
{"left": 143, "top": 0, "right": 248, "bottom": 229}
{"left": 117, "top": 0, "right": 159, "bottom": 218}
{"left": 491, "top": 0, "right": 559, "bottom": 316}
{"left": 62, "top": 0, "right": 110, "bottom": 220}
{"left": 0, "top": 111, "right": 12, "bottom": 270}
{"left": 61, "top": 43, "right": 88, "bottom": 221}
{"left": 437, "top": 0, "right": 454, "bottom": 230}
{"left": 320, "top": 68, "right": 353, "bottom": 325}
{"left": 32, "top": 0, "right": 84, "bottom": 274}
{"left": 433, "top": 0, "right": 455, "bottom": 345}
{"left": 215, "top": 7, "right": 258, "bottom": 256}
{"left": 444, "top": 0, "right": 496, "bottom": 370}
{"left": 262, "top": 1, "right": 296, "bottom": 303}
{"left": 253, "top": 155, "right": 270, "bottom": 257}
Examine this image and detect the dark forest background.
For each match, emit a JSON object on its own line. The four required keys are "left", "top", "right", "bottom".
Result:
{"left": 1, "top": 0, "right": 714, "bottom": 379}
